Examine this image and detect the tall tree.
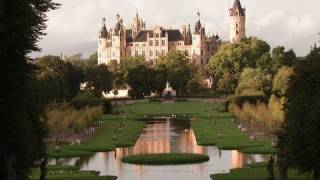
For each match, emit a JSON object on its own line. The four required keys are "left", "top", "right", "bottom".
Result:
{"left": 279, "top": 54, "right": 320, "bottom": 180}
{"left": 86, "top": 64, "right": 112, "bottom": 96}
{"left": 271, "top": 46, "right": 297, "bottom": 73}
{"left": 0, "top": 0, "right": 59, "bottom": 179}
{"left": 126, "top": 65, "right": 153, "bottom": 99}
{"left": 157, "top": 51, "right": 191, "bottom": 96}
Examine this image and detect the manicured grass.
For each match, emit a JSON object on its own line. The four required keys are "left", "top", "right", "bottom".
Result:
{"left": 211, "top": 162, "right": 311, "bottom": 180}
{"left": 121, "top": 153, "right": 210, "bottom": 165}
{"left": 192, "top": 111, "right": 276, "bottom": 154}
{"left": 47, "top": 114, "right": 145, "bottom": 158}
{"left": 30, "top": 165, "right": 117, "bottom": 180}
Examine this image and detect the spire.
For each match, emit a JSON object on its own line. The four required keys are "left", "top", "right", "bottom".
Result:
{"left": 100, "top": 17, "right": 108, "bottom": 38}
{"left": 230, "top": 0, "right": 245, "bottom": 16}
{"left": 195, "top": 11, "right": 202, "bottom": 34}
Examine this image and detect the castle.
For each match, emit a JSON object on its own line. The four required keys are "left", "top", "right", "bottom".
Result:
{"left": 97, "top": 0, "right": 246, "bottom": 66}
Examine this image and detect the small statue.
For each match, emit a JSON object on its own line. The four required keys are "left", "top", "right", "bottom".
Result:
{"left": 40, "top": 158, "right": 48, "bottom": 180}
{"left": 267, "top": 156, "right": 275, "bottom": 180}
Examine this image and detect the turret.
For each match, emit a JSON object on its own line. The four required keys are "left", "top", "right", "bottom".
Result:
{"left": 229, "top": 0, "right": 246, "bottom": 43}
{"left": 131, "top": 11, "right": 145, "bottom": 38}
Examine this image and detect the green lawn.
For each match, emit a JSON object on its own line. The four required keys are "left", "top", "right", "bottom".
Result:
{"left": 47, "top": 114, "right": 145, "bottom": 158}
{"left": 191, "top": 111, "right": 276, "bottom": 154}
{"left": 121, "top": 153, "right": 210, "bottom": 165}
{"left": 212, "top": 162, "right": 312, "bottom": 180}
{"left": 30, "top": 165, "right": 117, "bottom": 180}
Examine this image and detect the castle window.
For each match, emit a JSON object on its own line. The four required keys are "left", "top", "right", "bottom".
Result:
{"left": 156, "top": 50, "right": 159, "bottom": 56}
{"left": 161, "top": 50, "right": 165, "bottom": 56}
{"left": 142, "top": 50, "right": 145, "bottom": 56}
{"left": 142, "top": 43, "right": 146, "bottom": 47}
{"left": 156, "top": 40, "right": 159, "bottom": 46}
{"left": 201, "top": 50, "right": 203, "bottom": 56}
{"left": 162, "top": 40, "right": 165, "bottom": 46}
{"left": 135, "top": 51, "right": 138, "bottom": 56}
{"left": 149, "top": 50, "right": 153, "bottom": 57}
{"left": 236, "top": 30, "right": 239, "bottom": 35}
{"left": 150, "top": 40, "right": 153, "bottom": 46}
{"left": 135, "top": 44, "right": 139, "bottom": 47}
{"left": 236, "top": 24, "right": 238, "bottom": 28}
{"left": 156, "top": 33, "right": 159, "bottom": 38}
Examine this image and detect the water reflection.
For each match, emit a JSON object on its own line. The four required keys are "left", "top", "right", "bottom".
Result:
{"left": 50, "top": 118, "right": 269, "bottom": 180}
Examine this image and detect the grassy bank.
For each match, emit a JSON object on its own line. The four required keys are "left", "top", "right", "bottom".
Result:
{"left": 121, "top": 153, "right": 210, "bottom": 165}
{"left": 211, "top": 162, "right": 311, "bottom": 180}
{"left": 191, "top": 112, "right": 276, "bottom": 154}
{"left": 30, "top": 165, "right": 117, "bottom": 180}
{"left": 48, "top": 114, "right": 145, "bottom": 158}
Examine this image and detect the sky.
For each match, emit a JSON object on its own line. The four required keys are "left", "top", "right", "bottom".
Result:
{"left": 32, "top": 0, "right": 320, "bottom": 58}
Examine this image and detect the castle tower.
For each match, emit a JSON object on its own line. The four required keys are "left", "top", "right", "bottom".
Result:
{"left": 98, "top": 18, "right": 108, "bottom": 65}
{"left": 229, "top": 0, "right": 246, "bottom": 43}
{"left": 131, "top": 11, "right": 145, "bottom": 38}
{"left": 191, "top": 12, "right": 207, "bottom": 65}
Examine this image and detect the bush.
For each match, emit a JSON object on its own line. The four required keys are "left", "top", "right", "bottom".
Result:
{"left": 71, "top": 91, "right": 103, "bottom": 109}
{"left": 225, "top": 95, "right": 268, "bottom": 110}
{"left": 149, "top": 98, "right": 162, "bottom": 102}
{"left": 175, "top": 98, "right": 188, "bottom": 102}
{"left": 102, "top": 100, "right": 112, "bottom": 114}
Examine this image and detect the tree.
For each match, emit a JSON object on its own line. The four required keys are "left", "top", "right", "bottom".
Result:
{"left": 271, "top": 46, "right": 297, "bottom": 73}
{"left": 86, "top": 64, "right": 112, "bottom": 96}
{"left": 207, "top": 37, "right": 270, "bottom": 78}
{"left": 256, "top": 53, "right": 273, "bottom": 72}
{"left": 126, "top": 65, "right": 153, "bottom": 99}
{"left": 236, "top": 68, "right": 272, "bottom": 96}
{"left": 151, "top": 65, "right": 167, "bottom": 95}
{"left": 272, "top": 66, "right": 293, "bottom": 97}
{"left": 157, "top": 51, "right": 191, "bottom": 96}
{"left": 279, "top": 56, "right": 320, "bottom": 179}
{"left": 0, "top": 0, "right": 59, "bottom": 179}
{"left": 36, "top": 55, "right": 83, "bottom": 102}
{"left": 186, "top": 79, "right": 202, "bottom": 95}
{"left": 217, "top": 72, "right": 237, "bottom": 94}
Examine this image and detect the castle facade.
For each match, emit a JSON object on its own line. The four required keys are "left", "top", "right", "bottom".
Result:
{"left": 97, "top": 0, "right": 246, "bottom": 66}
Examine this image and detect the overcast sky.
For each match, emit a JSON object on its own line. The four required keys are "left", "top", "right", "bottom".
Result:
{"left": 32, "top": 0, "right": 320, "bottom": 58}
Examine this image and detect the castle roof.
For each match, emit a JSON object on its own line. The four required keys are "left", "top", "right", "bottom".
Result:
{"left": 230, "top": 0, "right": 245, "bottom": 16}
{"left": 126, "top": 29, "right": 183, "bottom": 43}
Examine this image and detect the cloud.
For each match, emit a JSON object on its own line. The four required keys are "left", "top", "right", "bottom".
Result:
{"left": 250, "top": 11, "right": 320, "bottom": 55}
{"left": 31, "top": 0, "right": 320, "bottom": 58}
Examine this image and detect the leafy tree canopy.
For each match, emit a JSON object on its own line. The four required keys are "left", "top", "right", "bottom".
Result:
{"left": 236, "top": 68, "right": 272, "bottom": 96}
{"left": 280, "top": 54, "right": 320, "bottom": 179}
{"left": 272, "top": 66, "right": 293, "bottom": 97}
{"left": 207, "top": 37, "right": 270, "bottom": 78}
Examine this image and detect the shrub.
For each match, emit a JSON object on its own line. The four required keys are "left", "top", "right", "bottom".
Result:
{"left": 225, "top": 95, "right": 268, "bottom": 111}
{"left": 70, "top": 91, "right": 103, "bottom": 109}
{"left": 102, "top": 100, "right": 113, "bottom": 114}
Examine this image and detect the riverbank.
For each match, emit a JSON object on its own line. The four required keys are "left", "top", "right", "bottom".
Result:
{"left": 48, "top": 114, "right": 145, "bottom": 158}
{"left": 211, "top": 162, "right": 311, "bottom": 180}
{"left": 121, "top": 153, "right": 210, "bottom": 165}
{"left": 30, "top": 165, "right": 117, "bottom": 180}
{"left": 192, "top": 111, "right": 276, "bottom": 154}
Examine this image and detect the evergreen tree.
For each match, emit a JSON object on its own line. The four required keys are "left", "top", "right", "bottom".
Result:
{"left": 279, "top": 51, "right": 320, "bottom": 180}
{"left": 0, "top": 0, "right": 59, "bottom": 179}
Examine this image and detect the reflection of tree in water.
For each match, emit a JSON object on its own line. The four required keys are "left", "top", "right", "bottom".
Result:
{"left": 77, "top": 155, "right": 93, "bottom": 167}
